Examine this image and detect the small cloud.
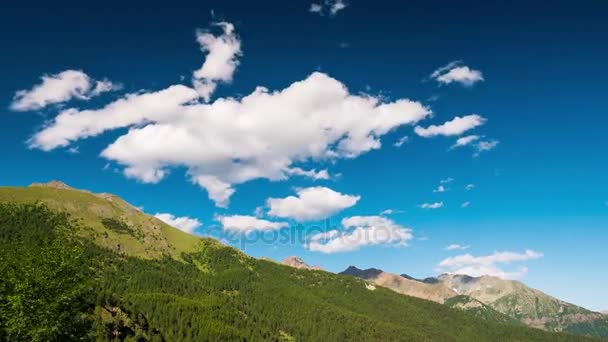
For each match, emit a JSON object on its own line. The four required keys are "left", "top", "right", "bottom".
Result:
{"left": 445, "top": 244, "right": 470, "bottom": 251}
{"left": 154, "top": 213, "right": 202, "bottom": 234}
{"left": 394, "top": 135, "right": 409, "bottom": 147}
{"left": 465, "top": 184, "right": 475, "bottom": 191}
{"left": 267, "top": 186, "right": 360, "bottom": 222}
{"left": 437, "top": 250, "right": 543, "bottom": 279}
{"left": 309, "top": 0, "right": 348, "bottom": 16}
{"left": 451, "top": 135, "right": 480, "bottom": 149}
{"left": 380, "top": 209, "right": 404, "bottom": 216}
{"left": 474, "top": 139, "right": 499, "bottom": 156}
{"left": 254, "top": 206, "right": 265, "bottom": 217}
{"left": 67, "top": 146, "right": 79, "bottom": 154}
{"left": 433, "top": 185, "right": 447, "bottom": 193}
{"left": 10, "top": 70, "right": 119, "bottom": 112}
{"left": 420, "top": 202, "right": 443, "bottom": 209}
{"left": 440, "top": 177, "right": 454, "bottom": 184}
{"left": 431, "top": 61, "right": 484, "bottom": 86}
{"left": 309, "top": 3, "right": 323, "bottom": 13}
{"left": 415, "top": 114, "right": 486, "bottom": 138}
{"left": 461, "top": 201, "right": 471, "bottom": 208}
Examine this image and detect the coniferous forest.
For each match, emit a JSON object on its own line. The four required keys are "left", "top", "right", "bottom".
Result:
{"left": 0, "top": 201, "right": 599, "bottom": 341}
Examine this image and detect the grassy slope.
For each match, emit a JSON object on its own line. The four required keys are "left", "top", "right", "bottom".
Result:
{"left": 0, "top": 185, "right": 601, "bottom": 341}
{"left": 0, "top": 186, "right": 200, "bottom": 258}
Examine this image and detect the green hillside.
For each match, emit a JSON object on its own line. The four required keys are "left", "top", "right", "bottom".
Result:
{"left": 0, "top": 185, "right": 600, "bottom": 341}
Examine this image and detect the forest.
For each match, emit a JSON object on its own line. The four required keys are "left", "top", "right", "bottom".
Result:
{"left": 0, "top": 202, "right": 599, "bottom": 341}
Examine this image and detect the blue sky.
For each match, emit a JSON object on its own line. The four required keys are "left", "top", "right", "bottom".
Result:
{"left": 1, "top": 0, "right": 607, "bottom": 310}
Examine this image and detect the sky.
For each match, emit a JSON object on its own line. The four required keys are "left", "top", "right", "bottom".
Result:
{"left": 1, "top": 0, "right": 607, "bottom": 310}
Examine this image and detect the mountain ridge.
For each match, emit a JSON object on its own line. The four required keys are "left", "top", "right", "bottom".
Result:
{"left": 340, "top": 265, "right": 608, "bottom": 338}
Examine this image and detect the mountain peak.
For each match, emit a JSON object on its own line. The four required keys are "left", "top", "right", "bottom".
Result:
{"left": 282, "top": 256, "right": 321, "bottom": 270}
{"left": 29, "top": 180, "right": 75, "bottom": 190}
{"left": 340, "top": 266, "right": 383, "bottom": 278}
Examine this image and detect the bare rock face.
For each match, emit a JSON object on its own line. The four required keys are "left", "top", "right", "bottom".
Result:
{"left": 282, "top": 256, "right": 322, "bottom": 270}
{"left": 340, "top": 266, "right": 456, "bottom": 304}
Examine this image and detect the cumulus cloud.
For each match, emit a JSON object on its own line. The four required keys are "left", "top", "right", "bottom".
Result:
{"left": 437, "top": 250, "right": 543, "bottom": 279}
{"left": 11, "top": 70, "right": 119, "bottom": 111}
{"left": 465, "top": 184, "right": 475, "bottom": 190}
{"left": 193, "top": 21, "right": 242, "bottom": 101}
{"left": 420, "top": 202, "right": 443, "bottom": 209}
{"left": 309, "top": 0, "right": 348, "bottom": 16}
{"left": 307, "top": 215, "right": 413, "bottom": 253}
{"left": 461, "top": 201, "right": 471, "bottom": 208}
{"left": 30, "top": 71, "right": 430, "bottom": 207}
{"left": 431, "top": 61, "right": 484, "bottom": 86}
{"left": 217, "top": 215, "right": 288, "bottom": 234}
{"left": 267, "top": 186, "right": 359, "bottom": 222}
{"left": 445, "top": 244, "right": 470, "bottom": 251}
{"left": 415, "top": 114, "right": 486, "bottom": 138}
{"left": 154, "top": 213, "right": 202, "bottom": 234}
{"left": 27, "top": 22, "right": 433, "bottom": 208}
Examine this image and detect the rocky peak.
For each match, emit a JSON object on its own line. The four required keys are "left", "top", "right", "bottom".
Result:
{"left": 282, "top": 256, "right": 321, "bottom": 270}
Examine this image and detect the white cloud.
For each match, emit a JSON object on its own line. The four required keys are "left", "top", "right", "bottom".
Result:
{"left": 309, "top": 0, "right": 348, "bottom": 16}
{"left": 217, "top": 214, "right": 288, "bottom": 234}
{"left": 440, "top": 177, "right": 454, "bottom": 184}
{"left": 474, "top": 139, "right": 499, "bottom": 156}
{"left": 31, "top": 71, "right": 430, "bottom": 207}
{"left": 193, "top": 21, "right": 242, "bottom": 101}
{"left": 420, "top": 202, "right": 443, "bottom": 209}
{"left": 380, "top": 208, "right": 403, "bottom": 215}
{"left": 437, "top": 250, "right": 543, "bottom": 279}
{"left": 394, "top": 135, "right": 409, "bottom": 147}
{"left": 415, "top": 114, "right": 485, "bottom": 138}
{"left": 154, "top": 213, "right": 202, "bottom": 234}
{"left": 11, "top": 70, "right": 119, "bottom": 111}
{"left": 465, "top": 184, "right": 475, "bottom": 191}
{"left": 451, "top": 135, "right": 480, "bottom": 149}
{"left": 461, "top": 201, "right": 471, "bottom": 208}
{"left": 431, "top": 61, "right": 484, "bottom": 86}
{"left": 28, "top": 23, "right": 432, "bottom": 208}
{"left": 433, "top": 185, "right": 447, "bottom": 193}
{"left": 192, "top": 175, "right": 235, "bottom": 208}
{"left": 285, "top": 167, "right": 330, "bottom": 180}
{"left": 445, "top": 244, "right": 470, "bottom": 251}
{"left": 309, "top": 3, "right": 323, "bottom": 13}
{"left": 267, "top": 186, "right": 359, "bottom": 222}
{"left": 307, "top": 215, "right": 413, "bottom": 253}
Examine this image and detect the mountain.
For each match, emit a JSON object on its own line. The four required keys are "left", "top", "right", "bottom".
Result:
{"left": 341, "top": 265, "right": 608, "bottom": 338}
{"left": 439, "top": 273, "right": 608, "bottom": 337}
{"left": 341, "top": 266, "right": 456, "bottom": 304}
{"left": 0, "top": 182, "right": 599, "bottom": 341}
{"left": 282, "top": 256, "right": 322, "bottom": 270}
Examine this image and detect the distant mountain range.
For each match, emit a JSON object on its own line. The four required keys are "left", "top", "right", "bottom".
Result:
{"left": 0, "top": 181, "right": 603, "bottom": 341}
{"left": 339, "top": 266, "right": 608, "bottom": 338}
